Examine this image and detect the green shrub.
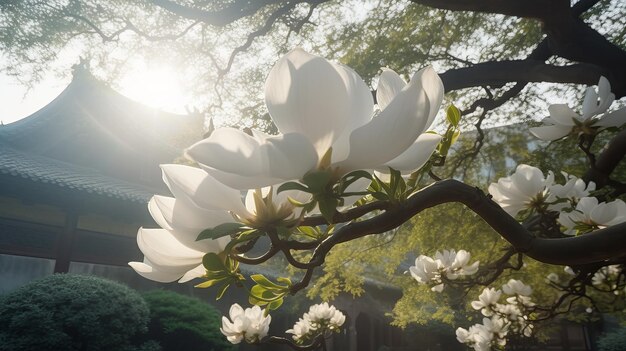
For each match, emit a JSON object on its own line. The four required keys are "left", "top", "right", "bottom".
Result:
{"left": 598, "top": 329, "right": 626, "bottom": 351}
{"left": 0, "top": 274, "right": 157, "bottom": 351}
{"left": 142, "top": 290, "right": 235, "bottom": 351}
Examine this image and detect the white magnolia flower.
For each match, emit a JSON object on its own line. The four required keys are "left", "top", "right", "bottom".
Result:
{"left": 496, "top": 303, "right": 523, "bottom": 322}
{"left": 220, "top": 304, "right": 272, "bottom": 344}
{"left": 592, "top": 265, "right": 621, "bottom": 286}
{"left": 530, "top": 76, "right": 626, "bottom": 141}
{"left": 129, "top": 164, "right": 308, "bottom": 282}
{"left": 558, "top": 197, "right": 626, "bottom": 235}
{"left": 185, "top": 48, "right": 444, "bottom": 190}
{"left": 409, "top": 254, "right": 441, "bottom": 285}
{"left": 488, "top": 164, "right": 554, "bottom": 217}
{"left": 564, "top": 266, "right": 576, "bottom": 276}
{"left": 502, "top": 279, "right": 532, "bottom": 297}
{"left": 435, "top": 249, "right": 480, "bottom": 279}
{"left": 547, "top": 172, "right": 596, "bottom": 210}
{"left": 471, "top": 288, "right": 502, "bottom": 316}
{"left": 305, "top": 302, "right": 346, "bottom": 329}
{"left": 483, "top": 316, "right": 509, "bottom": 344}
{"left": 286, "top": 317, "right": 313, "bottom": 342}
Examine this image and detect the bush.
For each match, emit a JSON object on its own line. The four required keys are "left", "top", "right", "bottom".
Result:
{"left": 598, "top": 329, "right": 626, "bottom": 351}
{"left": 142, "top": 290, "right": 235, "bottom": 351}
{"left": 0, "top": 274, "right": 157, "bottom": 351}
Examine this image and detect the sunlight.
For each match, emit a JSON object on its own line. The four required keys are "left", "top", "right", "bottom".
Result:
{"left": 119, "top": 62, "right": 190, "bottom": 114}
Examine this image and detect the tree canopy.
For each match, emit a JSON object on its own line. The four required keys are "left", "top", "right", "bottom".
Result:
{"left": 3, "top": 1, "right": 626, "bottom": 350}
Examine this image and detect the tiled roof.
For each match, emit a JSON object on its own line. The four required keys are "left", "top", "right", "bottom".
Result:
{"left": 0, "top": 145, "right": 154, "bottom": 204}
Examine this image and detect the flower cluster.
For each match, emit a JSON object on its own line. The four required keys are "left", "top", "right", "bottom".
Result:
{"left": 458, "top": 280, "right": 534, "bottom": 350}
{"left": 530, "top": 76, "right": 626, "bottom": 141}
{"left": 286, "top": 303, "right": 346, "bottom": 343}
{"left": 591, "top": 265, "right": 622, "bottom": 292}
{"left": 220, "top": 304, "right": 272, "bottom": 344}
{"left": 409, "top": 249, "right": 479, "bottom": 292}
{"left": 488, "top": 164, "right": 626, "bottom": 235}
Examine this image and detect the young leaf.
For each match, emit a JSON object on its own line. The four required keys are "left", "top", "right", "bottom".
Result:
{"left": 197, "top": 223, "right": 246, "bottom": 241}
{"left": 277, "top": 181, "right": 310, "bottom": 194}
{"left": 446, "top": 104, "right": 461, "bottom": 126}
{"left": 202, "top": 253, "right": 226, "bottom": 272}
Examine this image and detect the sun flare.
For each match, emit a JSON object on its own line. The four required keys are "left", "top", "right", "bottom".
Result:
{"left": 119, "top": 63, "right": 190, "bottom": 114}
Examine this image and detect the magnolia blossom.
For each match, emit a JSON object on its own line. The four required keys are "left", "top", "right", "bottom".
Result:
{"left": 591, "top": 265, "right": 621, "bottom": 286}
{"left": 286, "top": 303, "right": 346, "bottom": 343}
{"left": 286, "top": 318, "right": 313, "bottom": 342}
{"left": 547, "top": 172, "right": 595, "bottom": 210}
{"left": 184, "top": 49, "right": 444, "bottom": 190}
{"left": 530, "top": 76, "right": 626, "bottom": 141}
{"left": 558, "top": 197, "right": 626, "bottom": 235}
{"left": 502, "top": 279, "right": 532, "bottom": 297}
{"left": 409, "top": 249, "right": 479, "bottom": 292}
{"left": 129, "top": 164, "right": 308, "bottom": 282}
{"left": 221, "top": 304, "right": 271, "bottom": 344}
{"left": 471, "top": 288, "right": 502, "bottom": 316}
{"left": 488, "top": 164, "right": 554, "bottom": 217}
{"left": 546, "top": 273, "right": 560, "bottom": 283}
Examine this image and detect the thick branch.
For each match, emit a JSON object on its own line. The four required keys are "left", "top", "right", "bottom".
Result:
{"left": 311, "top": 180, "right": 626, "bottom": 268}
{"left": 440, "top": 60, "right": 605, "bottom": 93}
{"left": 583, "top": 129, "right": 626, "bottom": 188}
{"left": 411, "top": 0, "right": 568, "bottom": 19}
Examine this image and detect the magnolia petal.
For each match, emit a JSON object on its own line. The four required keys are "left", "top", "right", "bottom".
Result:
{"left": 186, "top": 129, "right": 318, "bottom": 189}
{"left": 597, "top": 76, "right": 615, "bottom": 112}
{"left": 331, "top": 64, "right": 375, "bottom": 163}
{"left": 529, "top": 125, "right": 571, "bottom": 141}
{"left": 265, "top": 48, "right": 354, "bottom": 156}
{"left": 417, "top": 66, "right": 445, "bottom": 130}
{"left": 150, "top": 195, "right": 232, "bottom": 251}
{"left": 383, "top": 133, "right": 442, "bottom": 172}
{"left": 179, "top": 264, "right": 206, "bottom": 283}
{"left": 376, "top": 68, "right": 406, "bottom": 110}
{"left": 129, "top": 260, "right": 187, "bottom": 283}
{"left": 582, "top": 86, "right": 599, "bottom": 120}
{"left": 137, "top": 228, "right": 203, "bottom": 268}
{"left": 548, "top": 104, "right": 579, "bottom": 126}
{"left": 337, "top": 69, "right": 431, "bottom": 171}
{"left": 596, "top": 108, "right": 626, "bottom": 128}
{"left": 160, "top": 164, "right": 246, "bottom": 215}
{"left": 185, "top": 128, "right": 264, "bottom": 177}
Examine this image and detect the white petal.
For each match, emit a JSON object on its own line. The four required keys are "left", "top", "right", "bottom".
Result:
{"left": 383, "top": 133, "right": 442, "bottom": 173}
{"left": 178, "top": 264, "right": 206, "bottom": 283}
{"left": 265, "top": 48, "right": 358, "bottom": 156}
{"left": 596, "top": 108, "right": 626, "bottom": 128}
{"left": 330, "top": 64, "right": 375, "bottom": 163}
{"left": 376, "top": 68, "right": 406, "bottom": 110}
{"left": 129, "top": 260, "right": 187, "bottom": 283}
{"left": 160, "top": 164, "right": 246, "bottom": 215}
{"left": 582, "top": 86, "right": 599, "bottom": 119}
{"left": 529, "top": 125, "right": 571, "bottom": 141}
{"left": 186, "top": 129, "right": 318, "bottom": 189}
{"left": 137, "top": 228, "right": 204, "bottom": 268}
{"left": 337, "top": 68, "right": 433, "bottom": 171}
{"left": 548, "top": 104, "right": 579, "bottom": 126}
{"left": 418, "top": 66, "right": 445, "bottom": 130}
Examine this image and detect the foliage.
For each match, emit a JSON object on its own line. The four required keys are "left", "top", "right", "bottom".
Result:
{"left": 0, "top": 274, "right": 156, "bottom": 351}
{"left": 598, "top": 329, "right": 626, "bottom": 351}
{"left": 142, "top": 290, "right": 235, "bottom": 351}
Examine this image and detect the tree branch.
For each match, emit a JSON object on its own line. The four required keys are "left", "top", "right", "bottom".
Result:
{"left": 411, "top": 0, "right": 568, "bottom": 20}
{"left": 440, "top": 60, "right": 605, "bottom": 93}
{"left": 151, "top": 0, "right": 282, "bottom": 27}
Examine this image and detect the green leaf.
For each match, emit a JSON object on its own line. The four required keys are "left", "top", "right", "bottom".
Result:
{"left": 215, "top": 282, "right": 230, "bottom": 300}
{"left": 250, "top": 274, "right": 286, "bottom": 290}
{"left": 277, "top": 181, "right": 310, "bottom": 194}
{"left": 202, "top": 253, "right": 226, "bottom": 272}
{"left": 317, "top": 196, "right": 338, "bottom": 223}
{"left": 302, "top": 170, "right": 333, "bottom": 193}
{"left": 267, "top": 297, "right": 284, "bottom": 311}
{"left": 276, "top": 277, "right": 292, "bottom": 286}
{"left": 197, "top": 223, "right": 246, "bottom": 241}
{"left": 446, "top": 104, "right": 461, "bottom": 126}
{"left": 194, "top": 276, "right": 227, "bottom": 288}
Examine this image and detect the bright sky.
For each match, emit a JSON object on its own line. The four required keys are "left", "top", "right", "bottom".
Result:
{"left": 0, "top": 59, "right": 192, "bottom": 125}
